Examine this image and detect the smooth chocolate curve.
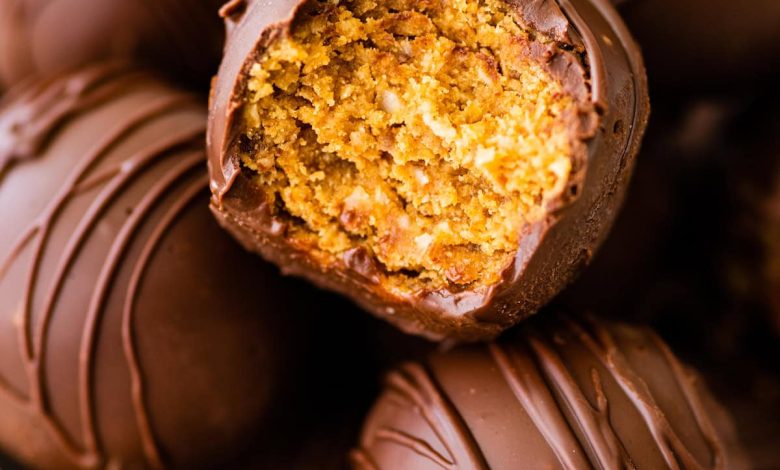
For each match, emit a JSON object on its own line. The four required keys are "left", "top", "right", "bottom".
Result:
{"left": 352, "top": 314, "right": 747, "bottom": 469}
{"left": 0, "top": 0, "right": 226, "bottom": 90}
{"left": 0, "top": 64, "right": 298, "bottom": 469}
{"left": 207, "top": 0, "right": 649, "bottom": 341}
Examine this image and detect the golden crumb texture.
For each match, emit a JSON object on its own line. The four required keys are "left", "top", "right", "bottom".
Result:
{"left": 239, "top": 0, "right": 586, "bottom": 297}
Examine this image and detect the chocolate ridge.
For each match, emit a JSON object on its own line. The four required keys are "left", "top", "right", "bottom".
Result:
{"left": 0, "top": 65, "right": 290, "bottom": 469}
{"left": 207, "top": 0, "right": 649, "bottom": 341}
{"left": 0, "top": 61, "right": 142, "bottom": 176}
{"left": 487, "top": 342, "right": 595, "bottom": 468}
{"left": 352, "top": 363, "right": 489, "bottom": 470}
{"left": 0, "top": 66, "right": 204, "bottom": 468}
{"left": 353, "top": 315, "right": 746, "bottom": 469}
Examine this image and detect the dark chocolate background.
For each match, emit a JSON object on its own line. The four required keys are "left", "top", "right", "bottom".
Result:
{"left": 617, "top": 0, "right": 780, "bottom": 94}
{"left": 561, "top": 87, "right": 780, "bottom": 468}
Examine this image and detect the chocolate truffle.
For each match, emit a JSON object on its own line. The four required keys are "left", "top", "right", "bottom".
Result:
{"left": 0, "top": 63, "right": 298, "bottom": 469}
{"left": 0, "top": 0, "right": 225, "bottom": 90}
{"left": 353, "top": 314, "right": 746, "bottom": 469}
{"left": 208, "top": 0, "right": 649, "bottom": 342}
{"left": 617, "top": 0, "right": 780, "bottom": 92}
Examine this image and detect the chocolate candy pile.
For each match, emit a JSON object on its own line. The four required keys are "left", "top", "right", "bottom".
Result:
{"left": 0, "top": 0, "right": 777, "bottom": 468}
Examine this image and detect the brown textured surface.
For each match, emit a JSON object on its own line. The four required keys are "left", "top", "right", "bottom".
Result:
{"left": 353, "top": 313, "right": 746, "bottom": 469}
{"left": 0, "top": 0, "right": 226, "bottom": 90}
{"left": 207, "top": 0, "right": 649, "bottom": 342}
{"left": 0, "top": 64, "right": 305, "bottom": 469}
{"left": 236, "top": 0, "right": 591, "bottom": 298}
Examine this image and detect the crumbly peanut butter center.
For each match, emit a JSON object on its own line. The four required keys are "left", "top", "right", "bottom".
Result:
{"left": 240, "top": 0, "right": 580, "bottom": 295}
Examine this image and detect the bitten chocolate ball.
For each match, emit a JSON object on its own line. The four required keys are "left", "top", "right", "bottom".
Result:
{"left": 207, "top": 0, "right": 649, "bottom": 342}
{"left": 0, "top": 0, "right": 225, "bottom": 89}
{"left": 353, "top": 314, "right": 746, "bottom": 469}
{"left": 0, "top": 63, "right": 301, "bottom": 469}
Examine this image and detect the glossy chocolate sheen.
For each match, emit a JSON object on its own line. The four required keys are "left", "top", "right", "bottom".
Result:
{"left": 617, "top": 0, "right": 780, "bottom": 92}
{"left": 0, "top": 63, "right": 299, "bottom": 469}
{"left": 207, "top": 0, "right": 649, "bottom": 341}
{"left": 0, "top": 0, "right": 225, "bottom": 90}
{"left": 353, "top": 314, "right": 746, "bottom": 469}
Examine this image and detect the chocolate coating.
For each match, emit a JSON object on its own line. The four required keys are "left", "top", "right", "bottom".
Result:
{"left": 0, "top": 0, "right": 225, "bottom": 90}
{"left": 353, "top": 314, "right": 746, "bottom": 469}
{"left": 0, "top": 64, "right": 299, "bottom": 469}
{"left": 207, "top": 0, "right": 649, "bottom": 341}
{"left": 617, "top": 0, "right": 780, "bottom": 93}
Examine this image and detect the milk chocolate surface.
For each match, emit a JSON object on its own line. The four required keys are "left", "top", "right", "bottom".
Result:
{"left": 0, "top": 0, "right": 226, "bottom": 90}
{"left": 353, "top": 314, "right": 746, "bottom": 469}
{"left": 0, "top": 63, "right": 301, "bottom": 469}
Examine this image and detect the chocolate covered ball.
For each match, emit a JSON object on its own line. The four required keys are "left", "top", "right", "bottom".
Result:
{"left": 208, "top": 0, "right": 649, "bottom": 342}
{"left": 353, "top": 314, "right": 746, "bottom": 469}
{"left": 0, "top": 63, "right": 300, "bottom": 469}
{"left": 0, "top": 0, "right": 225, "bottom": 89}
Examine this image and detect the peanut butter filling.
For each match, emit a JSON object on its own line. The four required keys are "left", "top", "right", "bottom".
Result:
{"left": 239, "top": 0, "right": 583, "bottom": 296}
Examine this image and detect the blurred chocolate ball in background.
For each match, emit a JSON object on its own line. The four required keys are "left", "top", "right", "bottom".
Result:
{"left": 617, "top": 0, "right": 780, "bottom": 93}
{"left": 0, "top": 0, "right": 225, "bottom": 90}
{"left": 0, "top": 63, "right": 307, "bottom": 468}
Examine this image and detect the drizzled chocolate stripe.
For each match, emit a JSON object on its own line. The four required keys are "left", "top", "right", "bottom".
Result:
{"left": 525, "top": 323, "right": 634, "bottom": 469}
{"left": 648, "top": 333, "right": 726, "bottom": 469}
{"left": 4, "top": 92, "right": 193, "bottom": 365}
{"left": 77, "top": 153, "right": 204, "bottom": 469}
{"left": 122, "top": 174, "right": 207, "bottom": 470}
{"left": 566, "top": 316, "right": 724, "bottom": 469}
{"left": 0, "top": 62, "right": 143, "bottom": 175}
{"left": 356, "top": 313, "right": 736, "bottom": 469}
{"left": 0, "top": 65, "right": 206, "bottom": 469}
{"left": 488, "top": 342, "right": 593, "bottom": 469}
{"left": 353, "top": 363, "right": 488, "bottom": 470}
{"left": 3, "top": 103, "right": 199, "bottom": 456}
